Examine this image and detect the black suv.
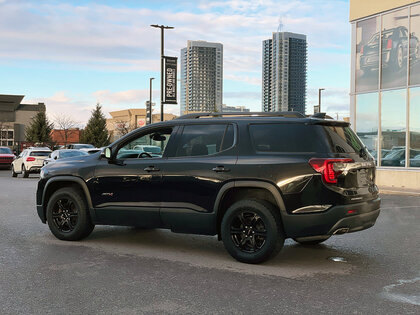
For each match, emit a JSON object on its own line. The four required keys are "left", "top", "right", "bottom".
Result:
{"left": 36, "top": 112, "right": 380, "bottom": 264}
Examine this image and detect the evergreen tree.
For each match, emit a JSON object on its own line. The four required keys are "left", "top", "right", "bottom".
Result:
{"left": 25, "top": 111, "right": 53, "bottom": 144}
{"left": 80, "top": 103, "right": 110, "bottom": 147}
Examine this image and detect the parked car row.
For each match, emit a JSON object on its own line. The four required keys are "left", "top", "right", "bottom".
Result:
{"left": 10, "top": 144, "right": 98, "bottom": 177}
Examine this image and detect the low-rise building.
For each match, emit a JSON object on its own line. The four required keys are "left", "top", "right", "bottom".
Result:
{"left": 222, "top": 104, "right": 250, "bottom": 113}
{"left": 0, "top": 94, "right": 46, "bottom": 149}
{"left": 50, "top": 129, "right": 81, "bottom": 146}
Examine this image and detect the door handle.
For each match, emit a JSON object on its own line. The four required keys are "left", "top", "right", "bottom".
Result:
{"left": 212, "top": 166, "right": 230, "bottom": 173}
{"left": 144, "top": 166, "right": 160, "bottom": 172}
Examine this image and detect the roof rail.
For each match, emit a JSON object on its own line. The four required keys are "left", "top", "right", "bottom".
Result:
{"left": 176, "top": 111, "right": 306, "bottom": 120}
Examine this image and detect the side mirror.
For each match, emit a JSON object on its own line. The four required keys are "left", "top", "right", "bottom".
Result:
{"left": 104, "top": 147, "right": 112, "bottom": 159}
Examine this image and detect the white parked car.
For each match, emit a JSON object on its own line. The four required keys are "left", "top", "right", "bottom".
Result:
{"left": 12, "top": 147, "right": 52, "bottom": 178}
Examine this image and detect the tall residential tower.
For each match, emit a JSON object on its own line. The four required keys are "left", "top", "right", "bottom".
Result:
{"left": 262, "top": 32, "right": 307, "bottom": 114}
{"left": 180, "top": 40, "right": 223, "bottom": 114}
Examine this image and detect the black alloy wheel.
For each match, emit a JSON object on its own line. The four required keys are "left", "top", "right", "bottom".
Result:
{"left": 46, "top": 187, "right": 94, "bottom": 241}
{"left": 230, "top": 211, "right": 267, "bottom": 253}
{"left": 221, "top": 199, "right": 284, "bottom": 264}
{"left": 22, "top": 165, "right": 29, "bottom": 178}
{"left": 51, "top": 198, "right": 79, "bottom": 233}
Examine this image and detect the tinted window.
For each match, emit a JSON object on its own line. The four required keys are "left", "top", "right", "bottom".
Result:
{"left": 249, "top": 124, "right": 330, "bottom": 153}
{"left": 30, "top": 151, "right": 51, "bottom": 157}
{"left": 116, "top": 127, "right": 172, "bottom": 159}
{"left": 175, "top": 124, "right": 232, "bottom": 157}
{"left": 322, "top": 126, "right": 364, "bottom": 153}
{"left": 74, "top": 144, "right": 94, "bottom": 149}
{"left": 0, "top": 147, "right": 12, "bottom": 154}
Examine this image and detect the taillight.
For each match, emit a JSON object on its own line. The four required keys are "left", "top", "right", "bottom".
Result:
{"left": 26, "top": 157, "right": 35, "bottom": 162}
{"left": 360, "top": 45, "right": 364, "bottom": 54}
{"left": 386, "top": 38, "right": 392, "bottom": 49}
{"left": 309, "top": 158, "right": 354, "bottom": 184}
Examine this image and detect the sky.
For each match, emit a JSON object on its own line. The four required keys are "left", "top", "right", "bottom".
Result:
{"left": 0, "top": 0, "right": 351, "bottom": 126}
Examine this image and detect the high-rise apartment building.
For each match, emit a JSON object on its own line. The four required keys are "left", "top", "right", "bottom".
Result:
{"left": 180, "top": 40, "right": 223, "bottom": 114}
{"left": 262, "top": 32, "right": 307, "bottom": 114}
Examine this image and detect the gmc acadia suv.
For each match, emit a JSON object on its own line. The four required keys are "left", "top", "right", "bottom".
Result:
{"left": 36, "top": 112, "right": 380, "bottom": 264}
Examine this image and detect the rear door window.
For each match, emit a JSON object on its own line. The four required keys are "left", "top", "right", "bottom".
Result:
{"left": 175, "top": 124, "right": 235, "bottom": 157}
{"left": 249, "top": 124, "right": 330, "bottom": 153}
{"left": 30, "top": 151, "right": 51, "bottom": 156}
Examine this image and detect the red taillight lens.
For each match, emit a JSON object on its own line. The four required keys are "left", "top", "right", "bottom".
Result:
{"left": 360, "top": 45, "right": 364, "bottom": 54}
{"left": 309, "top": 158, "right": 353, "bottom": 184}
{"left": 386, "top": 38, "right": 392, "bottom": 49}
{"left": 26, "top": 157, "right": 35, "bottom": 162}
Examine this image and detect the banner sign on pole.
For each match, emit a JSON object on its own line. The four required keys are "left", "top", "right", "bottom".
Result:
{"left": 164, "top": 56, "right": 177, "bottom": 104}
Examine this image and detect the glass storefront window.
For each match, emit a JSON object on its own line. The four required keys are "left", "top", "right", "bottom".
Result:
{"left": 356, "top": 93, "right": 379, "bottom": 162}
{"left": 381, "top": 89, "right": 406, "bottom": 167}
{"left": 409, "top": 87, "right": 420, "bottom": 167}
{"left": 409, "top": 5, "right": 420, "bottom": 86}
{"left": 356, "top": 17, "right": 380, "bottom": 92}
{"left": 381, "top": 8, "right": 409, "bottom": 89}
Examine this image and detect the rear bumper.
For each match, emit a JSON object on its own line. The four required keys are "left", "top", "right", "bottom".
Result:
{"left": 28, "top": 166, "right": 42, "bottom": 173}
{"left": 282, "top": 198, "right": 381, "bottom": 238}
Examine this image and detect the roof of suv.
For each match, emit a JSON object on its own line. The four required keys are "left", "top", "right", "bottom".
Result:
{"left": 171, "top": 112, "right": 349, "bottom": 127}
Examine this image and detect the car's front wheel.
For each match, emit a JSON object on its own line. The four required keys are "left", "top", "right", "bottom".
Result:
{"left": 11, "top": 165, "right": 17, "bottom": 177}
{"left": 46, "top": 187, "right": 94, "bottom": 241}
{"left": 221, "top": 199, "right": 284, "bottom": 264}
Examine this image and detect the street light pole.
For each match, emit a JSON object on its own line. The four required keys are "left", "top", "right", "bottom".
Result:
{"left": 150, "top": 24, "right": 174, "bottom": 122}
{"left": 318, "top": 88, "right": 325, "bottom": 113}
{"left": 148, "top": 77, "right": 154, "bottom": 125}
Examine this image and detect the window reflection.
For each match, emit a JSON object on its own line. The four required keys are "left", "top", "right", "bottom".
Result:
{"left": 410, "top": 5, "right": 420, "bottom": 86}
{"left": 356, "top": 93, "right": 379, "bottom": 163}
{"left": 381, "top": 9, "right": 409, "bottom": 89}
{"left": 409, "top": 88, "right": 420, "bottom": 167}
{"left": 381, "top": 89, "right": 406, "bottom": 167}
{"left": 356, "top": 17, "right": 380, "bottom": 92}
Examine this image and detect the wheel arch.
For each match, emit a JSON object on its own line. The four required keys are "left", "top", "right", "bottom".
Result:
{"left": 214, "top": 180, "right": 287, "bottom": 239}
{"left": 41, "top": 176, "right": 95, "bottom": 223}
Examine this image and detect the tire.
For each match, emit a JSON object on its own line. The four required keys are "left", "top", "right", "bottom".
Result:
{"left": 395, "top": 44, "right": 404, "bottom": 70}
{"left": 46, "top": 187, "right": 94, "bottom": 241}
{"left": 11, "top": 165, "right": 17, "bottom": 177}
{"left": 221, "top": 199, "right": 284, "bottom": 264}
{"left": 22, "top": 165, "right": 29, "bottom": 178}
{"left": 293, "top": 236, "right": 330, "bottom": 245}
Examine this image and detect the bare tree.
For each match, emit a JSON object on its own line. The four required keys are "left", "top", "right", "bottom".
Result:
{"left": 114, "top": 120, "right": 136, "bottom": 138}
{"left": 53, "top": 115, "right": 79, "bottom": 146}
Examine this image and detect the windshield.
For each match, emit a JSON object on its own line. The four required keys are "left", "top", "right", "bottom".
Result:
{"left": 143, "top": 146, "right": 162, "bottom": 154}
{"left": 383, "top": 150, "right": 404, "bottom": 160}
{"left": 0, "top": 147, "right": 12, "bottom": 154}
{"left": 61, "top": 151, "right": 88, "bottom": 158}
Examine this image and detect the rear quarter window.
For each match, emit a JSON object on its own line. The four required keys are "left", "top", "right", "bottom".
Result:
{"left": 249, "top": 124, "right": 331, "bottom": 153}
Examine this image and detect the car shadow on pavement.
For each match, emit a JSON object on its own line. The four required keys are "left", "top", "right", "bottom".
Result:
{"left": 61, "top": 226, "right": 373, "bottom": 278}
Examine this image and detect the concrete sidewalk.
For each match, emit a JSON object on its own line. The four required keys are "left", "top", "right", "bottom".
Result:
{"left": 379, "top": 185, "right": 420, "bottom": 196}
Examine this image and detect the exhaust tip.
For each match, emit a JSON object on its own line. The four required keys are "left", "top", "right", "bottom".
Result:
{"left": 333, "top": 227, "right": 350, "bottom": 235}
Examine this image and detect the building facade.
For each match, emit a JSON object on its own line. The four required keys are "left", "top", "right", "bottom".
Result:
{"left": 221, "top": 104, "right": 250, "bottom": 113}
{"left": 350, "top": 0, "right": 420, "bottom": 189}
{"left": 0, "top": 94, "right": 46, "bottom": 148}
{"left": 262, "top": 32, "right": 307, "bottom": 114}
{"left": 180, "top": 40, "right": 223, "bottom": 115}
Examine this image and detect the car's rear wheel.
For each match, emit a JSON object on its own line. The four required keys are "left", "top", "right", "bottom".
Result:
{"left": 11, "top": 165, "right": 17, "bottom": 177}
{"left": 396, "top": 44, "right": 404, "bottom": 70}
{"left": 22, "top": 165, "right": 29, "bottom": 178}
{"left": 221, "top": 199, "right": 284, "bottom": 264}
{"left": 46, "top": 187, "right": 94, "bottom": 241}
{"left": 293, "top": 236, "right": 330, "bottom": 245}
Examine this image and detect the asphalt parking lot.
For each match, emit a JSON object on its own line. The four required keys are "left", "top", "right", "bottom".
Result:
{"left": 0, "top": 170, "right": 419, "bottom": 314}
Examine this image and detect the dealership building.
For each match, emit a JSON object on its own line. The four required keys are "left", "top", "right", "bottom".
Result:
{"left": 350, "top": 0, "right": 420, "bottom": 189}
